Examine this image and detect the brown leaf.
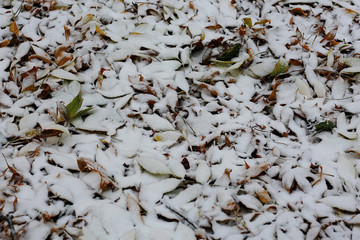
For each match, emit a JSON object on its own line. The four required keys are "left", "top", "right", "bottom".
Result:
{"left": 56, "top": 55, "right": 73, "bottom": 66}
{"left": 254, "top": 19, "right": 271, "bottom": 25}
{"left": 268, "top": 81, "right": 282, "bottom": 101}
{"left": 199, "top": 83, "right": 218, "bottom": 97}
{"left": 99, "top": 176, "right": 118, "bottom": 191}
{"left": 255, "top": 189, "right": 271, "bottom": 203}
{"left": 289, "top": 59, "right": 303, "bottom": 66}
{"left": 237, "top": 26, "right": 247, "bottom": 36}
{"left": 289, "top": 8, "right": 310, "bottom": 17}
{"left": 64, "top": 26, "right": 70, "bottom": 41}
{"left": 77, "top": 158, "right": 96, "bottom": 172}
{"left": 320, "top": 26, "right": 338, "bottom": 43}
{"left": 0, "top": 39, "right": 10, "bottom": 48}
{"left": 9, "top": 21, "right": 19, "bottom": 36}
{"left": 206, "top": 24, "right": 223, "bottom": 30}
{"left": 28, "top": 54, "right": 52, "bottom": 64}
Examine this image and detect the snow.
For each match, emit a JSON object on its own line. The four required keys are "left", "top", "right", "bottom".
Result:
{"left": 1, "top": 0, "right": 360, "bottom": 239}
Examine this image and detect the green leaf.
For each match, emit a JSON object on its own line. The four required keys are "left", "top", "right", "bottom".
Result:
{"left": 217, "top": 43, "right": 241, "bottom": 61}
{"left": 269, "top": 57, "right": 289, "bottom": 78}
{"left": 66, "top": 92, "right": 83, "bottom": 119}
{"left": 71, "top": 107, "right": 93, "bottom": 120}
{"left": 315, "top": 120, "right": 336, "bottom": 132}
{"left": 243, "top": 17, "right": 253, "bottom": 28}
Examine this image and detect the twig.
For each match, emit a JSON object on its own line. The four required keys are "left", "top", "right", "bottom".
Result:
{"left": 0, "top": 214, "right": 18, "bottom": 240}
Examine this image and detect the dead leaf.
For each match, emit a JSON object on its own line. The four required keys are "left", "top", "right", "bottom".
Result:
{"left": 320, "top": 26, "right": 338, "bottom": 43}
{"left": 255, "top": 189, "right": 271, "bottom": 203}
{"left": 206, "top": 24, "right": 223, "bottom": 30}
{"left": 0, "top": 40, "right": 10, "bottom": 48}
{"left": 95, "top": 25, "right": 107, "bottom": 37}
{"left": 64, "top": 26, "right": 70, "bottom": 40}
{"left": 289, "top": 8, "right": 310, "bottom": 17}
{"left": 9, "top": 21, "right": 20, "bottom": 36}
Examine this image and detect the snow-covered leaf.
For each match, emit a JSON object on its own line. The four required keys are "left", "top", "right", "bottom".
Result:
{"left": 51, "top": 69, "right": 80, "bottom": 81}
{"left": 141, "top": 114, "right": 174, "bottom": 131}
{"left": 320, "top": 194, "right": 357, "bottom": 212}
{"left": 195, "top": 162, "right": 211, "bottom": 183}
{"left": 137, "top": 155, "right": 171, "bottom": 175}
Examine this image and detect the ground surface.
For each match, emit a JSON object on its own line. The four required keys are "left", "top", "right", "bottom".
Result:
{"left": 1, "top": 0, "right": 360, "bottom": 239}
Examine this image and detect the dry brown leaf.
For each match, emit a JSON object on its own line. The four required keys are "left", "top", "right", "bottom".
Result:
{"left": 255, "top": 189, "right": 271, "bottom": 204}
{"left": 0, "top": 39, "right": 10, "bottom": 48}
{"left": 320, "top": 26, "right": 338, "bottom": 43}
{"left": 189, "top": 1, "right": 195, "bottom": 10}
{"left": 206, "top": 24, "right": 223, "bottom": 30}
{"left": 268, "top": 81, "right": 282, "bottom": 101}
{"left": 9, "top": 21, "right": 20, "bottom": 36}
{"left": 64, "top": 26, "right": 70, "bottom": 40}
{"left": 199, "top": 83, "right": 219, "bottom": 97}
{"left": 28, "top": 54, "right": 52, "bottom": 64}
{"left": 289, "top": 8, "right": 310, "bottom": 17}
{"left": 56, "top": 55, "right": 73, "bottom": 66}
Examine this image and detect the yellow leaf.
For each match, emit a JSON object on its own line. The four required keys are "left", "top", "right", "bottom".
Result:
{"left": 129, "top": 32, "right": 142, "bottom": 35}
{"left": 243, "top": 17, "right": 252, "bottom": 28}
{"left": 95, "top": 25, "right": 107, "bottom": 37}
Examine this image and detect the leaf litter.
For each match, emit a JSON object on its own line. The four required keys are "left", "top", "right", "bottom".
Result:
{"left": 1, "top": 0, "right": 360, "bottom": 239}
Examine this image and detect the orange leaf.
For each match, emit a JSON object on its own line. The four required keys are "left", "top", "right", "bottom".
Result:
{"left": 256, "top": 189, "right": 271, "bottom": 203}
{"left": 189, "top": 1, "right": 195, "bottom": 10}
{"left": 64, "top": 26, "right": 70, "bottom": 40}
{"left": 0, "top": 39, "right": 10, "bottom": 48}
{"left": 268, "top": 81, "right": 282, "bottom": 101}
{"left": 10, "top": 21, "right": 19, "bottom": 36}
{"left": 299, "top": 42, "right": 310, "bottom": 51}
{"left": 345, "top": 8, "right": 359, "bottom": 15}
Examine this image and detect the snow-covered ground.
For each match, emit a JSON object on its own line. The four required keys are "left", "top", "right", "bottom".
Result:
{"left": 1, "top": 0, "right": 360, "bottom": 239}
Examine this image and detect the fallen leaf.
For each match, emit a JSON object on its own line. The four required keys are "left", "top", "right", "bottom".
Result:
{"left": 137, "top": 155, "right": 172, "bottom": 175}
{"left": 269, "top": 57, "right": 289, "bottom": 78}
{"left": 255, "top": 189, "right": 271, "bottom": 203}
{"left": 9, "top": 21, "right": 20, "bottom": 36}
